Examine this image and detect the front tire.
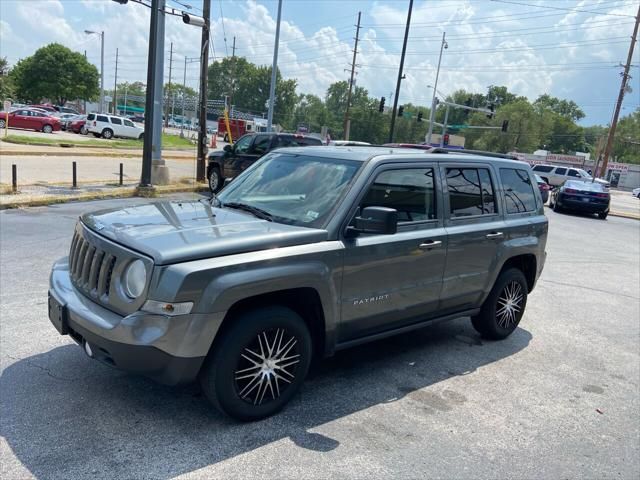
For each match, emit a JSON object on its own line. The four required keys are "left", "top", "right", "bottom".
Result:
{"left": 208, "top": 166, "right": 222, "bottom": 193}
{"left": 471, "top": 268, "right": 528, "bottom": 340}
{"left": 199, "top": 306, "right": 312, "bottom": 421}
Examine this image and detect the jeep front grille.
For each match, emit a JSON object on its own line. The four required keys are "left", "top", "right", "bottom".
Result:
{"left": 69, "top": 230, "right": 117, "bottom": 299}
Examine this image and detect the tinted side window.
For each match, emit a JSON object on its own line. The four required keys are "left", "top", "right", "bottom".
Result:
{"left": 361, "top": 168, "right": 436, "bottom": 223}
{"left": 276, "top": 136, "right": 294, "bottom": 148}
{"left": 123, "top": 119, "right": 134, "bottom": 127}
{"left": 478, "top": 168, "right": 496, "bottom": 214}
{"left": 97, "top": 115, "right": 109, "bottom": 122}
{"left": 252, "top": 135, "right": 272, "bottom": 155}
{"left": 554, "top": 167, "right": 567, "bottom": 175}
{"left": 110, "top": 117, "right": 122, "bottom": 125}
{"left": 533, "top": 165, "right": 553, "bottom": 173}
{"left": 87, "top": 113, "right": 95, "bottom": 121}
{"left": 500, "top": 168, "right": 537, "bottom": 214}
{"left": 567, "top": 169, "right": 581, "bottom": 178}
{"left": 447, "top": 168, "right": 483, "bottom": 217}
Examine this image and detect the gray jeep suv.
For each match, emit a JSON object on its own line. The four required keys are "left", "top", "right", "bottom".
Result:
{"left": 48, "top": 147, "right": 548, "bottom": 421}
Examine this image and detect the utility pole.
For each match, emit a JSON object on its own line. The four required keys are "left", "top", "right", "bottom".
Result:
{"left": 165, "top": 41, "right": 173, "bottom": 127}
{"left": 426, "top": 32, "right": 447, "bottom": 145}
{"left": 196, "top": 0, "right": 211, "bottom": 182}
{"left": 150, "top": 0, "right": 169, "bottom": 184}
{"left": 83, "top": 50, "right": 87, "bottom": 113}
{"left": 113, "top": 48, "right": 118, "bottom": 114}
{"left": 343, "top": 11, "right": 361, "bottom": 141}
{"left": 229, "top": 36, "right": 237, "bottom": 118}
{"left": 100, "top": 31, "right": 104, "bottom": 113}
{"left": 267, "top": 0, "right": 283, "bottom": 132}
{"left": 601, "top": 3, "right": 639, "bottom": 176}
{"left": 140, "top": 0, "right": 160, "bottom": 188}
{"left": 388, "top": 0, "right": 413, "bottom": 143}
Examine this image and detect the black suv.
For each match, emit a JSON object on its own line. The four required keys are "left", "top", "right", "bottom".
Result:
{"left": 207, "top": 132, "right": 323, "bottom": 192}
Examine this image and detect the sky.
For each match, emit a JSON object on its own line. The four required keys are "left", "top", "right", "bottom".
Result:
{"left": 0, "top": 0, "right": 638, "bottom": 125}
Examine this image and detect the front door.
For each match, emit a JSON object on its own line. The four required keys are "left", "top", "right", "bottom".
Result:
{"left": 439, "top": 164, "right": 505, "bottom": 311}
{"left": 339, "top": 164, "right": 447, "bottom": 342}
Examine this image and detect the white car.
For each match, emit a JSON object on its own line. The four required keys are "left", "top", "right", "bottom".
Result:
{"left": 532, "top": 164, "right": 610, "bottom": 188}
{"left": 632, "top": 187, "right": 640, "bottom": 198}
{"left": 86, "top": 113, "right": 144, "bottom": 140}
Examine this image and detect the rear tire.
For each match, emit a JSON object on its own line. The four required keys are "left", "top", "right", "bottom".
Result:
{"left": 42, "top": 124, "right": 53, "bottom": 134}
{"left": 199, "top": 306, "right": 312, "bottom": 421}
{"left": 471, "top": 268, "right": 528, "bottom": 340}
{"left": 553, "top": 199, "right": 562, "bottom": 213}
{"left": 598, "top": 211, "right": 608, "bottom": 220}
{"left": 102, "top": 128, "right": 113, "bottom": 139}
{"left": 208, "top": 166, "right": 223, "bottom": 193}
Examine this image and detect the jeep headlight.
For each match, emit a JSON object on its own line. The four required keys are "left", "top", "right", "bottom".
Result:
{"left": 123, "top": 259, "right": 147, "bottom": 299}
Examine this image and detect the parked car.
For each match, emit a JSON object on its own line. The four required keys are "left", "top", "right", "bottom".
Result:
{"left": 48, "top": 147, "right": 548, "bottom": 420}
{"left": 128, "top": 115, "right": 145, "bottom": 124}
{"left": 534, "top": 173, "right": 551, "bottom": 203}
{"left": 57, "top": 113, "right": 78, "bottom": 128}
{"left": 67, "top": 115, "right": 88, "bottom": 134}
{"left": 86, "top": 113, "right": 144, "bottom": 140}
{"left": 549, "top": 180, "right": 610, "bottom": 219}
{"left": 532, "top": 164, "right": 609, "bottom": 188}
{"left": 632, "top": 187, "right": 640, "bottom": 198}
{"left": 30, "top": 104, "right": 58, "bottom": 113}
{"left": 55, "top": 105, "right": 80, "bottom": 115}
{"left": 0, "top": 108, "right": 61, "bottom": 133}
{"left": 207, "top": 132, "right": 323, "bottom": 192}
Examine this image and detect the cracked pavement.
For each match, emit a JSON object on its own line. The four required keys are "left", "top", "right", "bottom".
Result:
{"left": 1, "top": 195, "right": 639, "bottom": 479}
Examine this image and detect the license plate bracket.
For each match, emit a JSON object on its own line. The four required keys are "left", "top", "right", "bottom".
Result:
{"left": 48, "top": 291, "right": 69, "bottom": 335}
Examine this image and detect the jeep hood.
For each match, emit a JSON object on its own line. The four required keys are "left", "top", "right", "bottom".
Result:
{"left": 81, "top": 200, "right": 328, "bottom": 264}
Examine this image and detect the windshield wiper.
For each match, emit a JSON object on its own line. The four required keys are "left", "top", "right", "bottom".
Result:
{"left": 223, "top": 202, "right": 273, "bottom": 221}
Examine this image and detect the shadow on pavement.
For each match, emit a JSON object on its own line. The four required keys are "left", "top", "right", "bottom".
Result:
{"left": 1, "top": 318, "right": 531, "bottom": 479}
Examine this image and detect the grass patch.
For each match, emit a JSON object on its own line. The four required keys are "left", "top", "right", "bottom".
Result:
{"left": 3, "top": 133, "right": 194, "bottom": 149}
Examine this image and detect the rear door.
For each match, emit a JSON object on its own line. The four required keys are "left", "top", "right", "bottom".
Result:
{"left": 439, "top": 164, "right": 505, "bottom": 311}
{"left": 339, "top": 162, "right": 447, "bottom": 341}
{"left": 12, "top": 110, "right": 32, "bottom": 129}
{"left": 550, "top": 166, "right": 567, "bottom": 186}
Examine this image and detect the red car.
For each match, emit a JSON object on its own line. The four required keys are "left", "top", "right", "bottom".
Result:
{"left": 68, "top": 116, "right": 88, "bottom": 134}
{"left": 0, "top": 109, "right": 61, "bottom": 133}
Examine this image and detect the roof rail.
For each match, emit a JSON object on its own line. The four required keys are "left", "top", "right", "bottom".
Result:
{"left": 428, "top": 147, "right": 519, "bottom": 160}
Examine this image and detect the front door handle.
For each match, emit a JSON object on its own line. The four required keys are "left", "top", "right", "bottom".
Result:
{"left": 486, "top": 232, "right": 504, "bottom": 239}
{"left": 419, "top": 240, "right": 443, "bottom": 250}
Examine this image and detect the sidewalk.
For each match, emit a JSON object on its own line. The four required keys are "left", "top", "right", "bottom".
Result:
{"left": 609, "top": 189, "right": 640, "bottom": 220}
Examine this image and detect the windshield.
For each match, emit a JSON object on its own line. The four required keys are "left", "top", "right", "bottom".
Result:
{"left": 217, "top": 153, "right": 361, "bottom": 228}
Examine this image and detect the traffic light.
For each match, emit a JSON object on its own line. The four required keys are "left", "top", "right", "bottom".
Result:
{"left": 443, "top": 133, "right": 450, "bottom": 146}
{"left": 417, "top": 111, "right": 423, "bottom": 122}
{"left": 378, "top": 97, "right": 385, "bottom": 112}
{"left": 398, "top": 106, "right": 404, "bottom": 117}
{"left": 486, "top": 104, "right": 495, "bottom": 119}
{"left": 501, "top": 120, "right": 509, "bottom": 133}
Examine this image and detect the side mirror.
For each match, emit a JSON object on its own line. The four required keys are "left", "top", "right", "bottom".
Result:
{"left": 223, "top": 144, "right": 232, "bottom": 153}
{"left": 348, "top": 207, "right": 398, "bottom": 236}
{"left": 223, "top": 177, "right": 234, "bottom": 187}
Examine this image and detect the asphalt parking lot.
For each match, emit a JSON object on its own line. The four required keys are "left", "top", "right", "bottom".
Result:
{"left": 1, "top": 195, "right": 638, "bottom": 479}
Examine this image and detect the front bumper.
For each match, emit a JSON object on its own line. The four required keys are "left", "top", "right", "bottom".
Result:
{"left": 48, "top": 257, "right": 215, "bottom": 385}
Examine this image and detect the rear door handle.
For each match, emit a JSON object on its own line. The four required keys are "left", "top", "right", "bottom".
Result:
{"left": 419, "top": 240, "right": 443, "bottom": 250}
{"left": 486, "top": 232, "right": 504, "bottom": 239}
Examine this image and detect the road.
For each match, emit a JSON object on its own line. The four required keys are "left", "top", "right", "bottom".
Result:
{"left": 1, "top": 196, "right": 639, "bottom": 480}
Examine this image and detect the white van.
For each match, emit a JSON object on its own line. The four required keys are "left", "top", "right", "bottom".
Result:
{"left": 86, "top": 113, "right": 144, "bottom": 140}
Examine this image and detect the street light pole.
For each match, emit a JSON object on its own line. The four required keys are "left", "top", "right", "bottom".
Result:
{"left": 426, "top": 32, "right": 447, "bottom": 145}
{"left": 84, "top": 30, "right": 105, "bottom": 113}
{"left": 267, "top": 0, "right": 283, "bottom": 132}
{"left": 140, "top": 0, "right": 160, "bottom": 187}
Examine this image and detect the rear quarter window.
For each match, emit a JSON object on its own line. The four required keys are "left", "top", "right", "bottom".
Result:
{"left": 87, "top": 113, "right": 95, "bottom": 121}
{"left": 500, "top": 168, "right": 537, "bottom": 214}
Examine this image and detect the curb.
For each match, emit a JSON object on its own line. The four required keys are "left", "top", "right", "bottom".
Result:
{"left": 0, "top": 150, "right": 196, "bottom": 160}
{"left": 609, "top": 210, "right": 640, "bottom": 220}
{"left": 0, "top": 184, "right": 209, "bottom": 210}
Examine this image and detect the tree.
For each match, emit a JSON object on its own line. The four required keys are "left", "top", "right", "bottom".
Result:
{"left": 533, "top": 94, "right": 585, "bottom": 121}
{"left": 10, "top": 43, "right": 99, "bottom": 105}
{"left": 0, "top": 57, "right": 15, "bottom": 101}
{"left": 612, "top": 108, "right": 640, "bottom": 164}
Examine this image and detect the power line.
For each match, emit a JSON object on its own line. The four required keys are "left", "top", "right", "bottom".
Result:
{"left": 490, "top": 0, "right": 637, "bottom": 18}
{"left": 219, "top": 0, "right": 229, "bottom": 56}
